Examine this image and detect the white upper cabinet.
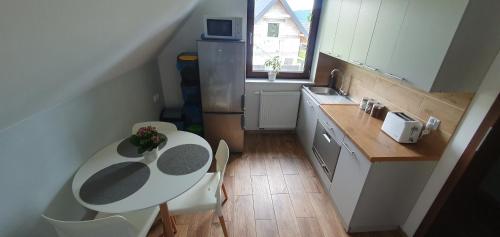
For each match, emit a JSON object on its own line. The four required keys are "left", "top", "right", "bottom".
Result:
{"left": 316, "top": 0, "right": 499, "bottom": 92}
{"left": 365, "top": 0, "right": 409, "bottom": 72}
{"left": 318, "top": 0, "right": 343, "bottom": 55}
{"left": 388, "top": 0, "right": 469, "bottom": 91}
{"left": 348, "top": 0, "right": 382, "bottom": 65}
{"left": 331, "top": 0, "right": 362, "bottom": 60}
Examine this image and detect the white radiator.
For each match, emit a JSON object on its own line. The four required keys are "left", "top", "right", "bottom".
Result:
{"left": 259, "top": 90, "right": 301, "bottom": 129}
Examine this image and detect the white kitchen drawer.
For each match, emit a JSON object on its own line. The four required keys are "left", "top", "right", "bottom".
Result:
{"left": 318, "top": 110, "right": 345, "bottom": 144}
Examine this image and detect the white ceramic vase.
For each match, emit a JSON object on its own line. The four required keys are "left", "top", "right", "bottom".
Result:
{"left": 268, "top": 71, "right": 277, "bottom": 81}
{"left": 143, "top": 148, "right": 158, "bottom": 163}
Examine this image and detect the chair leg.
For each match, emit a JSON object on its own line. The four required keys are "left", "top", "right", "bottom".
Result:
{"left": 218, "top": 215, "right": 229, "bottom": 237}
{"left": 222, "top": 183, "right": 229, "bottom": 205}
{"left": 170, "top": 216, "right": 177, "bottom": 234}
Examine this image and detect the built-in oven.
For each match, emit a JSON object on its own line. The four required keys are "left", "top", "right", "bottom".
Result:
{"left": 312, "top": 120, "right": 342, "bottom": 181}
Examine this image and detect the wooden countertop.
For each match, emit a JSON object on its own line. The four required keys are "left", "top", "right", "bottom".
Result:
{"left": 320, "top": 104, "right": 447, "bottom": 162}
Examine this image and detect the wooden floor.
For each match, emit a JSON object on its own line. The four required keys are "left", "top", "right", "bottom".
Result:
{"left": 149, "top": 133, "right": 406, "bottom": 237}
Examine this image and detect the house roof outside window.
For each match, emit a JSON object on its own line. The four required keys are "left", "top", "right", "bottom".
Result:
{"left": 255, "top": 0, "right": 310, "bottom": 37}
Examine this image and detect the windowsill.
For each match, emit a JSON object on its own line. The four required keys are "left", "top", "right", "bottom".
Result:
{"left": 245, "top": 78, "right": 314, "bottom": 84}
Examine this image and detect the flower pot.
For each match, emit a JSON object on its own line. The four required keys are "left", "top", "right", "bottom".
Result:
{"left": 268, "top": 71, "right": 277, "bottom": 81}
{"left": 142, "top": 148, "right": 158, "bottom": 163}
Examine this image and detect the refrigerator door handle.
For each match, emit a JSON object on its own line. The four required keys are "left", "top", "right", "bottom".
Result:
{"left": 241, "top": 115, "right": 245, "bottom": 129}
{"left": 241, "top": 94, "right": 245, "bottom": 111}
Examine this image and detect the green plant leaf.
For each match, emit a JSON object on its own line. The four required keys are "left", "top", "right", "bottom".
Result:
{"left": 129, "top": 135, "right": 140, "bottom": 146}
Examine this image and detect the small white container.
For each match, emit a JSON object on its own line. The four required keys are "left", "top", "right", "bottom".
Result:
{"left": 365, "top": 99, "right": 376, "bottom": 114}
{"left": 142, "top": 148, "right": 158, "bottom": 163}
{"left": 268, "top": 71, "right": 277, "bottom": 81}
{"left": 360, "top": 97, "right": 369, "bottom": 110}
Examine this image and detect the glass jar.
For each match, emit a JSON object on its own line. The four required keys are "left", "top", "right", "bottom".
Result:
{"left": 365, "top": 99, "right": 376, "bottom": 114}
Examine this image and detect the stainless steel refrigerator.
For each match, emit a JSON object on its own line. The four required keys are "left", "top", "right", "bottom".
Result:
{"left": 197, "top": 40, "right": 245, "bottom": 152}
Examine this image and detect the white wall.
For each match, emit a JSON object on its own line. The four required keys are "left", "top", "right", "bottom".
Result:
{"left": 0, "top": 61, "right": 163, "bottom": 237}
{"left": 402, "top": 52, "right": 500, "bottom": 236}
{"left": 158, "top": 0, "right": 247, "bottom": 108}
{"left": 0, "top": 0, "right": 200, "bottom": 130}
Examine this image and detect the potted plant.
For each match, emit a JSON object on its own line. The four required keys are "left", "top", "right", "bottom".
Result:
{"left": 130, "top": 126, "right": 167, "bottom": 162}
{"left": 264, "top": 56, "right": 281, "bottom": 81}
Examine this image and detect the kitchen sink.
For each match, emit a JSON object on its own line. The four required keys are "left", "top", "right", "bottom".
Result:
{"left": 309, "top": 87, "right": 338, "bottom": 95}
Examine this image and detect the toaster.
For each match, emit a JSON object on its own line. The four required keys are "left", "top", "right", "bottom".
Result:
{"left": 381, "top": 112, "right": 423, "bottom": 143}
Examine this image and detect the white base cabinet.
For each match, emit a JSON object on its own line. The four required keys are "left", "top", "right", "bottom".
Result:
{"left": 329, "top": 137, "right": 371, "bottom": 230}
{"left": 296, "top": 89, "right": 319, "bottom": 159}
{"left": 329, "top": 133, "right": 436, "bottom": 233}
{"left": 299, "top": 108, "right": 437, "bottom": 233}
{"left": 297, "top": 89, "right": 334, "bottom": 190}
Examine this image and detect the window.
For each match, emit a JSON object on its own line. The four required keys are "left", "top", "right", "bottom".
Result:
{"left": 267, "top": 23, "right": 280, "bottom": 37}
{"left": 247, "top": 0, "right": 322, "bottom": 79}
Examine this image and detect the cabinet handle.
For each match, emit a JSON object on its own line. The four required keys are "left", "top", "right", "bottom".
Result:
{"left": 307, "top": 99, "right": 314, "bottom": 108}
{"left": 383, "top": 72, "right": 405, "bottom": 81}
{"left": 364, "top": 64, "right": 378, "bottom": 71}
{"left": 321, "top": 163, "right": 331, "bottom": 174}
{"left": 342, "top": 141, "right": 356, "bottom": 158}
{"left": 313, "top": 148, "right": 328, "bottom": 170}
{"left": 322, "top": 133, "right": 331, "bottom": 143}
{"left": 241, "top": 94, "right": 245, "bottom": 111}
{"left": 329, "top": 127, "right": 338, "bottom": 140}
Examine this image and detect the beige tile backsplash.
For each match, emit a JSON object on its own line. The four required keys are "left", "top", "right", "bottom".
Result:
{"left": 315, "top": 53, "right": 474, "bottom": 140}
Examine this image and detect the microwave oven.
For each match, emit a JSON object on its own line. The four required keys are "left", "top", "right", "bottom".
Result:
{"left": 203, "top": 16, "right": 243, "bottom": 40}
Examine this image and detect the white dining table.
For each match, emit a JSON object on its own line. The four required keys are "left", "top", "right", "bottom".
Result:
{"left": 72, "top": 131, "right": 213, "bottom": 237}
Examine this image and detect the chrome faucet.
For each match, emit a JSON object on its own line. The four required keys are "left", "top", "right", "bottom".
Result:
{"left": 329, "top": 68, "right": 348, "bottom": 96}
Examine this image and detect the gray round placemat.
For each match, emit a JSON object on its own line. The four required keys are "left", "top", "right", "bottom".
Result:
{"left": 79, "top": 162, "right": 150, "bottom": 205}
{"left": 157, "top": 144, "right": 210, "bottom": 175}
{"left": 117, "top": 134, "right": 167, "bottom": 158}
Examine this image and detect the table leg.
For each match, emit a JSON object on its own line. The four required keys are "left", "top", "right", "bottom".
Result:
{"left": 159, "top": 203, "right": 175, "bottom": 237}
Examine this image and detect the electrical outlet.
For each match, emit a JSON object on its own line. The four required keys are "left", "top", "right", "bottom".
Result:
{"left": 153, "top": 93, "right": 160, "bottom": 103}
{"left": 426, "top": 116, "right": 441, "bottom": 130}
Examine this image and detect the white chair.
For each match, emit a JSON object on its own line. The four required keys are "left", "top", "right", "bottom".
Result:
{"left": 167, "top": 140, "right": 230, "bottom": 237}
{"left": 42, "top": 178, "right": 159, "bottom": 237}
{"left": 42, "top": 207, "right": 159, "bottom": 237}
{"left": 132, "top": 121, "right": 177, "bottom": 134}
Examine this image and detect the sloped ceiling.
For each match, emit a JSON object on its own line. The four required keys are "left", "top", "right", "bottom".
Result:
{"left": 0, "top": 0, "right": 202, "bottom": 130}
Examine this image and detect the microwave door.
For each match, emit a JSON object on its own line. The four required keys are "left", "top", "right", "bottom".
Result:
{"left": 206, "top": 19, "right": 233, "bottom": 38}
